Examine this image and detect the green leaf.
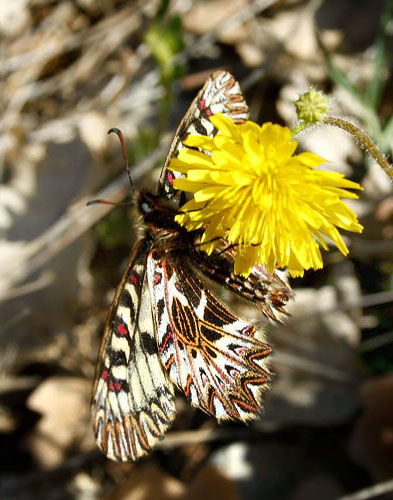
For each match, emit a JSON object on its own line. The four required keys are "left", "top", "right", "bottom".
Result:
{"left": 366, "top": 0, "right": 393, "bottom": 109}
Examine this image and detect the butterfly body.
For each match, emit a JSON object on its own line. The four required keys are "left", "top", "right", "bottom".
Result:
{"left": 136, "top": 191, "right": 189, "bottom": 246}
{"left": 91, "top": 71, "right": 292, "bottom": 462}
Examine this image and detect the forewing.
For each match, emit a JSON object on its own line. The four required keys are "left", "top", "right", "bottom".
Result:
{"left": 91, "top": 238, "right": 176, "bottom": 462}
{"left": 159, "top": 70, "right": 249, "bottom": 199}
{"left": 147, "top": 250, "right": 272, "bottom": 422}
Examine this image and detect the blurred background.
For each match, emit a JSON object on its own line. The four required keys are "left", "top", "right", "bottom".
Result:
{"left": 1, "top": 0, "right": 393, "bottom": 499}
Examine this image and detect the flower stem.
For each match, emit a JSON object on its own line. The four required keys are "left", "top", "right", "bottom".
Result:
{"left": 291, "top": 122, "right": 308, "bottom": 136}
{"left": 323, "top": 116, "right": 393, "bottom": 183}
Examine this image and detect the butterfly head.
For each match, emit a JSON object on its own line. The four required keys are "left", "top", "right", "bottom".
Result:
{"left": 136, "top": 191, "right": 181, "bottom": 233}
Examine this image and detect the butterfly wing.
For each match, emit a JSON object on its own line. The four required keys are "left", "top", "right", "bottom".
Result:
{"left": 91, "top": 238, "right": 176, "bottom": 461}
{"left": 147, "top": 250, "right": 271, "bottom": 422}
{"left": 159, "top": 70, "right": 249, "bottom": 199}
{"left": 191, "top": 248, "right": 293, "bottom": 321}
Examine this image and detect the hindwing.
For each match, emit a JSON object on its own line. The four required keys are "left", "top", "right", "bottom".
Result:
{"left": 91, "top": 239, "right": 176, "bottom": 462}
{"left": 191, "top": 246, "right": 293, "bottom": 321}
{"left": 146, "top": 250, "right": 272, "bottom": 422}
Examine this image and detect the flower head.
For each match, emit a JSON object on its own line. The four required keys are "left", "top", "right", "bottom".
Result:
{"left": 295, "top": 89, "right": 329, "bottom": 125}
{"left": 169, "top": 113, "right": 363, "bottom": 277}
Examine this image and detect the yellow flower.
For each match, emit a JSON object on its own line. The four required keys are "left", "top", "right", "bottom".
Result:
{"left": 169, "top": 113, "right": 363, "bottom": 277}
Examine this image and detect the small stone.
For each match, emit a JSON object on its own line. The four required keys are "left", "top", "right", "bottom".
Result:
{"left": 27, "top": 376, "right": 92, "bottom": 467}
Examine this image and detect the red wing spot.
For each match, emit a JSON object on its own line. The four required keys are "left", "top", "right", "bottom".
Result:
{"left": 101, "top": 369, "right": 109, "bottom": 381}
{"left": 206, "top": 108, "right": 212, "bottom": 117}
{"left": 235, "top": 346, "right": 248, "bottom": 357}
{"left": 167, "top": 171, "right": 174, "bottom": 186}
{"left": 108, "top": 381, "right": 122, "bottom": 392}
{"left": 117, "top": 322, "right": 129, "bottom": 336}
{"left": 160, "top": 331, "right": 173, "bottom": 353}
{"left": 200, "top": 98, "right": 206, "bottom": 110}
{"left": 130, "top": 274, "right": 138, "bottom": 285}
{"left": 242, "top": 326, "right": 254, "bottom": 336}
{"left": 154, "top": 272, "right": 161, "bottom": 285}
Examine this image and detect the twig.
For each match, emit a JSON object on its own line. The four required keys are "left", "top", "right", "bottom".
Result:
{"left": 1, "top": 5, "right": 147, "bottom": 76}
{"left": 156, "top": 427, "right": 253, "bottom": 449}
{"left": 338, "top": 478, "right": 393, "bottom": 500}
{"left": 1, "top": 7, "right": 145, "bottom": 128}
{"left": 0, "top": 375, "right": 41, "bottom": 393}
{"left": 0, "top": 271, "right": 53, "bottom": 302}
{"left": 288, "top": 289, "right": 393, "bottom": 327}
{"left": 273, "top": 351, "right": 359, "bottom": 383}
{"left": 359, "top": 330, "right": 393, "bottom": 352}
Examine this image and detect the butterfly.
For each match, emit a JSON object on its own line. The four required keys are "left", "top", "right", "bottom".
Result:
{"left": 91, "top": 71, "right": 293, "bottom": 461}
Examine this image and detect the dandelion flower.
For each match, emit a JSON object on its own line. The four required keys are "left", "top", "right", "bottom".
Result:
{"left": 169, "top": 113, "right": 363, "bottom": 277}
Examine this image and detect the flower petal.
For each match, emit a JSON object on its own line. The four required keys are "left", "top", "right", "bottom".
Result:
{"left": 169, "top": 113, "right": 363, "bottom": 277}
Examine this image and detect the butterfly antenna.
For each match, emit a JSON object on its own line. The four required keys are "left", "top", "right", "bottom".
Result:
{"left": 108, "top": 128, "right": 134, "bottom": 190}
